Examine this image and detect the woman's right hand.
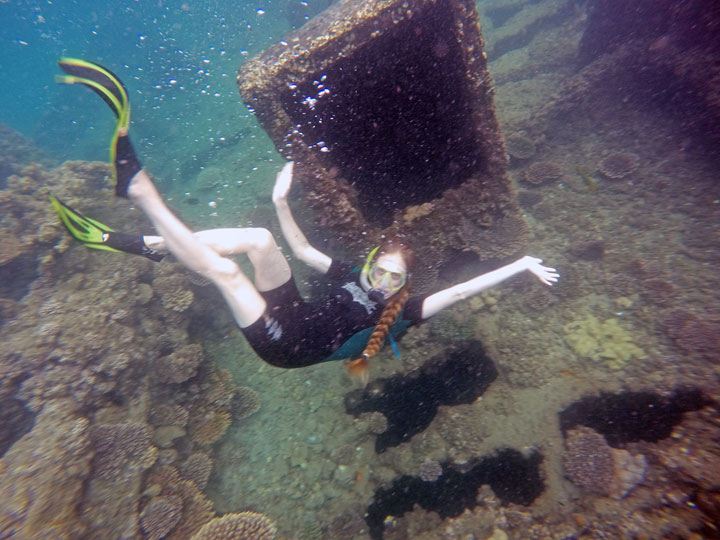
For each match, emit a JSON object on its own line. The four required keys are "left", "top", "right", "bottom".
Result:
{"left": 272, "top": 161, "right": 294, "bottom": 204}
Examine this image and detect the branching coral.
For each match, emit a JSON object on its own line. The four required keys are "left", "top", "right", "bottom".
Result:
{"left": 188, "top": 406, "right": 232, "bottom": 446}
{"left": 144, "top": 466, "right": 215, "bottom": 540}
{"left": 179, "top": 452, "right": 213, "bottom": 490}
{"left": 190, "top": 511, "right": 277, "bottom": 540}
{"left": 597, "top": 152, "right": 639, "bottom": 179}
{"left": 202, "top": 367, "right": 236, "bottom": 409}
{"left": 140, "top": 495, "right": 183, "bottom": 540}
{"left": 91, "top": 421, "right": 157, "bottom": 479}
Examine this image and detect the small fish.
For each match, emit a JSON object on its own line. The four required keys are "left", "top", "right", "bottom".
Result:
{"left": 575, "top": 167, "right": 598, "bottom": 192}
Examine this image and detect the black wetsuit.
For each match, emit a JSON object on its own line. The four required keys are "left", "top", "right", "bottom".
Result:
{"left": 241, "top": 260, "right": 427, "bottom": 368}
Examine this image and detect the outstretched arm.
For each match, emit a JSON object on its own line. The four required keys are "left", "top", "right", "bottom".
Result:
{"left": 272, "top": 162, "right": 333, "bottom": 274}
{"left": 420, "top": 256, "right": 559, "bottom": 319}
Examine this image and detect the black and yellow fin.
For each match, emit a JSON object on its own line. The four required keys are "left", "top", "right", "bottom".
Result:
{"left": 48, "top": 192, "right": 122, "bottom": 253}
{"left": 56, "top": 57, "right": 129, "bottom": 130}
{"left": 49, "top": 193, "right": 164, "bottom": 261}
{"left": 56, "top": 58, "right": 141, "bottom": 197}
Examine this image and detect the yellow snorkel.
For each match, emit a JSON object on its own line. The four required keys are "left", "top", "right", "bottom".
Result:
{"left": 361, "top": 246, "right": 381, "bottom": 278}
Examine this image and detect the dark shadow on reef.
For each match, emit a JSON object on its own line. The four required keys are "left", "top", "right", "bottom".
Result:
{"left": 0, "top": 397, "right": 36, "bottom": 457}
{"left": 344, "top": 340, "right": 498, "bottom": 453}
{"left": 366, "top": 448, "right": 544, "bottom": 540}
{"left": 559, "top": 388, "right": 710, "bottom": 447}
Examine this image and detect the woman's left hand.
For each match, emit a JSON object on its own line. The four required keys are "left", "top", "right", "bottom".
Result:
{"left": 272, "top": 161, "right": 294, "bottom": 204}
{"left": 521, "top": 256, "right": 559, "bottom": 286}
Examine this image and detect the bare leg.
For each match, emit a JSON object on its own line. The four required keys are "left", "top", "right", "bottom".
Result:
{"left": 144, "top": 228, "right": 291, "bottom": 292}
{"left": 127, "top": 171, "right": 289, "bottom": 327}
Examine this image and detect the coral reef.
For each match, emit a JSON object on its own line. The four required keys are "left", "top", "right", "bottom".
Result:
{"left": 91, "top": 421, "right": 157, "bottom": 479}
{"left": 596, "top": 152, "right": 640, "bottom": 179}
{"left": 144, "top": 465, "right": 216, "bottom": 540}
{"left": 140, "top": 495, "right": 184, "bottom": 540}
{"left": 231, "top": 386, "right": 261, "bottom": 420}
{"left": 189, "top": 407, "right": 232, "bottom": 447}
{"left": 0, "top": 399, "right": 91, "bottom": 539}
{"left": 567, "top": 238, "right": 605, "bottom": 261}
{"left": 522, "top": 160, "right": 564, "bottom": 185}
{"left": 190, "top": 511, "right": 277, "bottom": 540}
{"left": 563, "top": 315, "right": 647, "bottom": 370}
{"left": 505, "top": 132, "right": 537, "bottom": 161}
{"left": 154, "top": 344, "right": 205, "bottom": 385}
{"left": 640, "top": 278, "right": 675, "bottom": 306}
{"left": 662, "top": 309, "right": 720, "bottom": 356}
{"left": 150, "top": 403, "right": 191, "bottom": 428}
{"left": 179, "top": 452, "right": 214, "bottom": 490}
{"left": 563, "top": 426, "right": 646, "bottom": 499}
{"left": 153, "top": 270, "right": 195, "bottom": 313}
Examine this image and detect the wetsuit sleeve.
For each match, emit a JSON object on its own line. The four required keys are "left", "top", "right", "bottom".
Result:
{"left": 403, "top": 294, "right": 431, "bottom": 324}
{"left": 325, "top": 259, "right": 355, "bottom": 281}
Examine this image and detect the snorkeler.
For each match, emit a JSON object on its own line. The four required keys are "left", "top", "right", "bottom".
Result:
{"left": 52, "top": 58, "right": 559, "bottom": 382}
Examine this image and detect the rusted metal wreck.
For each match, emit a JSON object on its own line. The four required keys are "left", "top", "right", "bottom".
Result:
{"left": 238, "top": 0, "right": 527, "bottom": 281}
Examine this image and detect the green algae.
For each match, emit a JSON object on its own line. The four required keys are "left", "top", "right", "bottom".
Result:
{"left": 563, "top": 315, "right": 647, "bottom": 370}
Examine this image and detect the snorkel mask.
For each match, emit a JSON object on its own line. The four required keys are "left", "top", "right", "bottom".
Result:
{"left": 360, "top": 246, "right": 408, "bottom": 297}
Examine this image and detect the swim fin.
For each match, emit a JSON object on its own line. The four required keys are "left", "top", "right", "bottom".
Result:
{"left": 49, "top": 192, "right": 164, "bottom": 262}
{"left": 56, "top": 57, "right": 141, "bottom": 198}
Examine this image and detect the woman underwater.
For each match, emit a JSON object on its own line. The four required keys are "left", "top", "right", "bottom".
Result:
{"left": 51, "top": 58, "right": 559, "bottom": 382}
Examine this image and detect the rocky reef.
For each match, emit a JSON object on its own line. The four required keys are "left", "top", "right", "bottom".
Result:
{"left": 2, "top": 0, "right": 720, "bottom": 536}
{"left": 0, "top": 125, "right": 271, "bottom": 538}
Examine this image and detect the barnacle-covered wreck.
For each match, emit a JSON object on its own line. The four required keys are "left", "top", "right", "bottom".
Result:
{"left": 239, "top": 0, "right": 528, "bottom": 279}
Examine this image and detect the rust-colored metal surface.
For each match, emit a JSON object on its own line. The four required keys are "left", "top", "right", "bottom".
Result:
{"left": 238, "top": 0, "right": 527, "bottom": 275}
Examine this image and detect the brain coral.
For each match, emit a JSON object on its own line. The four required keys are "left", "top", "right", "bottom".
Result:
{"left": 563, "top": 426, "right": 614, "bottom": 495}
{"left": 190, "top": 511, "right": 277, "bottom": 540}
{"left": 140, "top": 495, "right": 183, "bottom": 540}
{"left": 523, "top": 161, "right": 564, "bottom": 185}
{"left": 597, "top": 152, "right": 639, "bottom": 179}
{"left": 563, "top": 426, "right": 646, "bottom": 499}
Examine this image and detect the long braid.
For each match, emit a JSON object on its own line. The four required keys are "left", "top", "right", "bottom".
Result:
{"left": 361, "top": 287, "right": 409, "bottom": 358}
{"left": 346, "top": 286, "right": 409, "bottom": 382}
{"left": 346, "top": 236, "right": 415, "bottom": 383}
